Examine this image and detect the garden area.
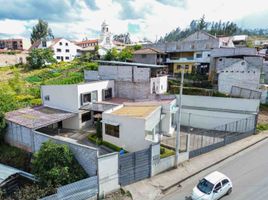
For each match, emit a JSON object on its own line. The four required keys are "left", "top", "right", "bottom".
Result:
{"left": 0, "top": 59, "right": 98, "bottom": 114}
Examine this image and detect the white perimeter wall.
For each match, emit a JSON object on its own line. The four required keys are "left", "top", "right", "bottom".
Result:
{"left": 98, "top": 153, "right": 120, "bottom": 197}
{"left": 177, "top": 95, "right": 259, "bottom": 130}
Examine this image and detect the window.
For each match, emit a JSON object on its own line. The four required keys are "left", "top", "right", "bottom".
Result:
{"left": 103, "top": 88, "right": 112, "bottom": 100}
{"left": 191, "top": 44, "right": 195, "bottom": 49}
{"left": 81, "top": 93, "right": 91, "bottom": 105}
{"left": 81, "top": 91, "right": 98, "bottom": 105}
{"left": 59, "top": 42, "right": 62, "bottom": 45}
{"left": 222, "top": 179, "right": 229, "bottom": 187}
{"left": 105, "top": 124, "right": 119, "bottom": 138}
{"left": 44, "top": 95, "right": 50, "bottom": 101}
{"left": 207, "top": 54, "right": 210, "bottom": 57}
{"left": 241, "top": 61, "right": 245, "bottom": 65}
{"left": 196, "top": 53, "right": 202, "bottom": 58}
{"left": 42, "top": 41, "right": 47, "bottom": 47}
{"left": 56, "top": 56, "right": 61, "bottom": 60}
{"left": 185, "top": 65, "right": 189, "bottom": 70}
{"left": 56, "top": 48, "right": 61, "bottom": 52}
{"left": 214, "top": 182, "right": 222, "bottom": 191}
{"left": 142, "top": 54, "right": 147, "bottom": 58}
{"left": 219, "top": 58, "right": 223, "bottom": 61}
{"left": 177, "top": 65, "right": 181, "bottom": 70}
{"left": 65, "top": 56, "right": 69, "bottom": 60}
{"left": 81, "top": 112, "right": 91, "bottom": 122}
{"left": 66, "top": 49, "right": 70, "bottom": 53}
{"left": 65, "top": 42, "right": 68, "bottom": 46}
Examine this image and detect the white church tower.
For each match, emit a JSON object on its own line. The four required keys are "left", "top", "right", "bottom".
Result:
{"left": 99, "top": 21, "right": 114, "bottom": 54}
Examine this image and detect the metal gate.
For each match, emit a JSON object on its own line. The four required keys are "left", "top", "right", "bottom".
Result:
{"left": 119, "top": 147, "right": 151, "bottom": 186}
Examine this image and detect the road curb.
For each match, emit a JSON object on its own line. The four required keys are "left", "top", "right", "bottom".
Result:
{"left": 161, "top": 136, "right": 268, "bottom": 193}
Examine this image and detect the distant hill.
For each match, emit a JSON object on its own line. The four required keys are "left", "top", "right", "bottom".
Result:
{"left": 158, "top": 16, "right": 268, "bottom": 43}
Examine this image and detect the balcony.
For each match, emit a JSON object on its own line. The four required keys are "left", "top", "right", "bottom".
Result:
{"left": 166, "top": 56, "right": 195, "bottom": 63}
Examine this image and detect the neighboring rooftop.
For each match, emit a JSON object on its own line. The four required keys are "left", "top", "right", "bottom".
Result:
{"left": 5, "top": 106, "right": 76, "bottom": 129}
{"left": 96, "top": 60, "right": 167, "bottom": 68}
{"left": 80, "top": 102, "right": 118, "bottom": 112}
{"left": 111, "top": 105, "right": 159, "bottom": 118}
{"left": 0, "top": 163, "right": 35, "bottom": 186}
{"left": 133, "top": 47, "right": 166, "bottom": 55}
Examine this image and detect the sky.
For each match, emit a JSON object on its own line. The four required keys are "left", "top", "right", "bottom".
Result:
{"left": 0, "top": 0, "right": 267, "bottom": 42}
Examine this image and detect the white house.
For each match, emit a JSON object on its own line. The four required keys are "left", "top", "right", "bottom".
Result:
{"left": 41, "top": 80, "right": 115, "bottom": 129}
{"left": 102, "top": 97, "right": 178, "bottom": 152}
{"left": 30, "top": 38, "right": 81, "bottom": 62}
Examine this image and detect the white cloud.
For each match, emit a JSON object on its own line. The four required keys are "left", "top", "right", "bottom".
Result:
{"left": 0, "top": 0, "right": 268, "bottom": 41}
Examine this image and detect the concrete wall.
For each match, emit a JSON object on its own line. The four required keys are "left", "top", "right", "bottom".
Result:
{"left": 218, "top": 60, "right": 260, "bottom": 94}
{"left": 177, "top": 95, "right": 259, "bottom": 130}
{"left": 179, "top": 95, "right": 260, "bottom": 113}
{"left": 84, "top": 70, "right": 99, "bottom": 81}
{"left": 42, "top": 80, "right": 115, "bottom": 113}
{"left": 133, "top": 54, "right": 157, "bottom": 64}
{"left": 0, "top": 53, "right": 28, "bottom": 67}
{"left": 115, "top": 81, "right": 151, "bottom": 100}
{"left": 211, "top": 48, "right": 258, "bottom": 58}
{"left": 41, "top": 85, "right": 78, "bottom": 112}
{"left": 5, "top": 122, "right": 98, "bottom": 176}
{"left": 98, "top": 153, "right": 120, "bottom": 197}
{"left": 133, "top": 67, "right": 150, "bottom": 82}
{"left": 151, "top": 143, "right": 189, "bottom": 176}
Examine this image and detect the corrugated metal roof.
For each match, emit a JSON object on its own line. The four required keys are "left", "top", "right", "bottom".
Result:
{"left": 0, "top": 163, "right": 35, "bottom": 185}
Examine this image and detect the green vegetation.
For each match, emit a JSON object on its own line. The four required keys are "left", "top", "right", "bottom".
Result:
{"left": 88, "top": 134, "right": 127, "bottom": 152}
{"left": 0, "top": 112, "right": 6, "bottom": 144}
{"left": 257, "top": 124, "right": 268, "bottom": 132}
{"left": 159, "top": 15, "right": 268, "bottom": 43}
{"left": 0, "top": 143, "right": 31, "bottom": 172}
{"left": 160, "top": 146, "right": 175, "bottom": 159}
{"left": 104, "top": 46, "right": 137, "bottom": 61}
{"left": 0, "top": 60, "right": 98, "bottom": 114}
{"left": 1, "top": 184, "right": 56, "bottom": 200}
{"left": 27, "top": 48, "right": 56, "bottom": 69}
{"left": 32, "top": 140, "right": 87, "bottom": 187}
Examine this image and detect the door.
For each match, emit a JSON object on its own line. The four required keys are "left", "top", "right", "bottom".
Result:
{"left": 212, "top": 182, "right": 223, "bottom": 200}
{"left": 221, "top": 179, "right": 230, "bottom": 196}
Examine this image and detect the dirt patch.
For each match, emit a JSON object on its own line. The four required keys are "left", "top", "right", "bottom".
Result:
{"left": 104, "top": 189, "right": 132, "bottom": 200}
{"left": 258, "top": 106, "right": 268, "bottom": 124}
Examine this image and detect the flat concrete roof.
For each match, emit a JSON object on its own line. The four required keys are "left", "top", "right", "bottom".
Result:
{"left": 111, "top": 105, "right": 159, "bottom": 118}
{"left": 5, "top": 106, "right": 76, "bottom": 129}
{"left": 96, "top": 60, "right": 167, "bottom": 68}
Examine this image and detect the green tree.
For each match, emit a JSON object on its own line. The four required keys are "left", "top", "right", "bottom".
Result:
{"left": 32, "top": 140, "right": 87, "bottom": 186}
{"left": 0, "top": 112, "right": 6, "bottom": 144}
{"left": 197, "top": 15, "right": 208, "bottom": 30}
{"left": 104, "top": 48, "right": 119, "bottom": 61}
{"left": 31, "top": 19, "right": 54, "bottom": 44}
{"left": 118, "top": 47, "right": 133, "bottom": 61}
{"left": 27, "top": 48, "right": 56, "bottom": 69}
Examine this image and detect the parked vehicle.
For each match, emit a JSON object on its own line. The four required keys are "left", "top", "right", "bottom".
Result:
{"left": 191, "top": 171, "right": 232, "bottom": 200}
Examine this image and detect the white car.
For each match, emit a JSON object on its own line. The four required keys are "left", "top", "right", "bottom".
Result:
{"left": 191, "top": 171, "right": 232, "bottom": 200}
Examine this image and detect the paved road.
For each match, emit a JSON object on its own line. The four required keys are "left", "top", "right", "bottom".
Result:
{"left": 161, "top": 139, "right": 268, "bottom": 200}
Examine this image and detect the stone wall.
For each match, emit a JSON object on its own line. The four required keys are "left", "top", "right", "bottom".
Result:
{"left": 0, "top": 53, "right": 28, "bottom": 67}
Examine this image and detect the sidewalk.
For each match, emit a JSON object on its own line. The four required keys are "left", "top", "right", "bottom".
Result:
{"left": 124, "top": 132, "right": 268, "bottom": 200}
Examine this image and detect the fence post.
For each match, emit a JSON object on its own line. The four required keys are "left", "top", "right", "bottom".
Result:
{"left": 187, "top": 134, "right": 191, "bottom": 152}
{"left": 235, "top": 121, "right": 238, "bottom": 133}
{"left": 245, "top": 118, "right": 248, "bottom": 132}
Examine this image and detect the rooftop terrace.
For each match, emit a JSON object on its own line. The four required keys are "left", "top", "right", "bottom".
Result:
{"left": 111, "top": 105, "right": 159, "bottom": 118}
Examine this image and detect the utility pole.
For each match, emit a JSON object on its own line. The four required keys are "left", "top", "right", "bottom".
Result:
{"left": 174, "top": 65, "right": 185, "bottom": 168}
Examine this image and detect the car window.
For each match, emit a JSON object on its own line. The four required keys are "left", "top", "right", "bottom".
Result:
{"left": 222, "top": 179, "right": 229, "bottom": 186}
{"left": 197, "top": 178, "right": 214, "bottom": 194}
{"left": 214, "top": 182, "right": 222, "bottom": 191}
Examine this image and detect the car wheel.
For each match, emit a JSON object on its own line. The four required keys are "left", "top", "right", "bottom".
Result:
{"left": 227, "top": 187, "right": 232, "bottom": 195}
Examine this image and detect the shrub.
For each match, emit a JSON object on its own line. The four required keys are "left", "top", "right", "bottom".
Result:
{"left": 160, "top": 146, "right": 175, "bottom": 159}
{"left": 32, "top": 140, "right": 87, "bottom": 186}
{"left": 27, "top": 49, "right": 56, "bottom": 69}
{"left": 29, "top": 98, "right": 42, "bottom": 106}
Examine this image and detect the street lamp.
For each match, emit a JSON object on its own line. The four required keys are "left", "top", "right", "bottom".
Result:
{"left": 174, "top": 65, "right": 185, "bottom": 168}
